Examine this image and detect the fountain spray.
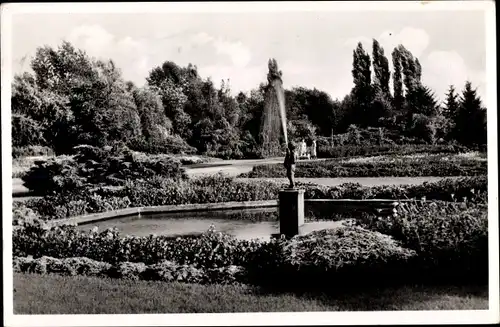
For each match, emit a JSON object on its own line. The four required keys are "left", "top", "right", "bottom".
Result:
{"left": 260, "top": 59, "right": 288, "bottom": 156}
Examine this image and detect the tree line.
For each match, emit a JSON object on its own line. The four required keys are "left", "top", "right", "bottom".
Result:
{"left": 11, "top": 40, "right": 487, "bottom": 159}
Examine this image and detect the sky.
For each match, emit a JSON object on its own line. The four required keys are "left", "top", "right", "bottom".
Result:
{"left": 8, "top": 4, "right": 489, "bottom": 104}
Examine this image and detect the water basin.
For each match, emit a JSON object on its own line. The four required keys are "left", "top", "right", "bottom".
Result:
{"left": 77, "top": 207, "right": 346, "bottom": 241}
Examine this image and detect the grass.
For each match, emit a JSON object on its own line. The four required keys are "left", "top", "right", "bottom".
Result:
{"left": 13, "top": 273, "right": 488, "bottom": 314}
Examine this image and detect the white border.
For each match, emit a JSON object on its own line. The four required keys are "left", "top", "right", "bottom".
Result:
{"left": 2, "top": 1, "right": 499, "bottom": 326}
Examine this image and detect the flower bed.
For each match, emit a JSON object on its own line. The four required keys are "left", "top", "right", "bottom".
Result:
{"left": 242, "top": 155, "right": 487, "bottom": 178}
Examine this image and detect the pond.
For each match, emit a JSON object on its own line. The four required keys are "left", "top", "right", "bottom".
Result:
{"left": 77, "top": 207, "right": 347, "bottom": 241}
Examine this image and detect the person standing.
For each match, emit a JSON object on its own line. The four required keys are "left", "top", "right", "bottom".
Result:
{"left": 300, "top": 139, "right": 307, "bottom": 158}
{"left": 284, "top": 142, "right": 297, "bottom": 188}
{"left": 310, "top": 140, "right": 317, "bottom": 159}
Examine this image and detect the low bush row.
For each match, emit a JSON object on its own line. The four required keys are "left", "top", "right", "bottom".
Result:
{"left": 13, "top": 256, "right": 247, "bottom": 285}
{"left": 16, "top": 175, "right": 487, "bottom": 222}
{"left": 12, "top": 222, "right": 416, "bottom": 287}
{"left": 243, "top": 156, "right": 487, "bottom": 178}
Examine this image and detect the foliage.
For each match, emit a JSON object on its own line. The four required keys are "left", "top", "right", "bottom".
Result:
{"left": 13, "top": 256, "right": 245, "bottom": 285}
{"left": 12, "top": 40, "right": 486, "bottom": 161}
{"left": 18, "top": 174, "right": 487, "bottom": 222}
{"left": 407, "top": 113, "right": 437, "bottom": 144}
{"left": 12, "top": 145, "right": 55, "bottom": 159}
{"left": 452, "top": 81, "right": 487, "bottom": 146}
{"left": 124, "top": 174, "right": 281, "bottom": 207}
{"left": 317, "top": 144, "right": 469, "bottom": 159}
{"left": 355, "top": 202, "right": 488, "bottom": 283}
{"left": 128, "top": 135, "right": 197, "bottom": 155}
{"left": 11, "top": 114, "right": 46, "bottom": 147}
{"left": 244, "top": 155, "right": 487, "bottom": 178}
{"left": 21, "top": 145, "right": 187, "bottom": 195}
{"left": 278, "top": 227, "right": 416, "bottom": 287}
{"left": 12, "top": 222, "right": 415, "bottom": 287}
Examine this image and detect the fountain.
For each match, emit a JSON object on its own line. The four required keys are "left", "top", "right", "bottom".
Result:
{"left": 259, "top": 58, "right": 305, "bottom": 238}
{"left": 69, "top": 59, "right": 339, "bottom": 240}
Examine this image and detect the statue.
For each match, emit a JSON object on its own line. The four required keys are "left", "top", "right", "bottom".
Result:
{"left": 284, "top": 142, "right": 297, "bottom": 188}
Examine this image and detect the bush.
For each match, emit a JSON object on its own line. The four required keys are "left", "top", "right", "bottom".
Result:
{"left": 12, "top": 221, "right": 259, "bottom": 268}
{"left": 277, "top": 227, "right": 415, "bottom": 287}
{"left": 13, "top": 255, "right": 247, "bottom": 285}
{"left": 22, "top": 145, "right": 187, "bottom": 195}
{"left": 124, "top": 174, "right": 282, "bottom": 207}
{"left": 355, "top": 202, "right": 488, "bottom": 284}
{"left": 128, "top": 135, "right": 197, "bottom": 155}
{"left": 13, "top": 256, "right": 113, "bottom": 277}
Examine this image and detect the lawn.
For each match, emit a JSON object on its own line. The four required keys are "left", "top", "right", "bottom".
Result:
{"left": 13, "top": 273, "right": 488, "bottom": 314}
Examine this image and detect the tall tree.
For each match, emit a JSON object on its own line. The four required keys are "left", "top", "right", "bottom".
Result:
{"left": 442, "top": 85, "right": 459, "bottom": 120}
{"left": 453, "top": 81, "right": 487, "bottom": 145}
{"left": 405, "top": 85, "right": 439, "bottom": 117}
{"left": 398, "top": 45, "right": 420, "bottom": 95}
{"left": 351, "top": 42, "right": 374, "bottom": 127}
{"left": 392, "top": 47, "right": 404, "bottom": 112}
{"left": 372, "top": 39, "right": 391, "bottom": 96}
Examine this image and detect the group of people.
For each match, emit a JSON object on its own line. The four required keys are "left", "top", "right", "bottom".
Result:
{"left": 297, "top": 139, "right": 317, "bottom": 159}
{"left": 283, "top": 139, "right": 317, "bottom": 189}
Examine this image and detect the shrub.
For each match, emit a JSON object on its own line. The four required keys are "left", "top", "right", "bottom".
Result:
{"left": 107, "top": 262, "right": 147, "bottom": 280}
{"left": 22, "top": 145, "right": 187, "bottom": 195}
{"left": 279, "top": 227, "right": 415, "bottom": 285}
{"left": 128, "top": 135, "right": 197, "bottom": 155}
{"left": 124, "top": 174, "right": 282, "bottom": 207}
{"left": 356, "top": 202, "right": 488, "bottom": 284}
{"left": 12, "top": 221, "right": 257, "bottom": 268}
{"left": 140, "top": 260, "right": 204, "bottom": 283}
{"left": 243, "top": 227, "right": 416, "bottom": 289}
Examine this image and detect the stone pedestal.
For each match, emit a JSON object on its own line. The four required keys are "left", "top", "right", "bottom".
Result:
{"left": 279, "top": 188, "right": 305, "bottom": 238}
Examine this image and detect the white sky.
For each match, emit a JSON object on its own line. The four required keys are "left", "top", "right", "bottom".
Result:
{"left": 7, "top": 3, "right": 489, "bottom": 104}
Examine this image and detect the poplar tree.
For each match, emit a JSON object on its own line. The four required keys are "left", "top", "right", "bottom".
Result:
{"left": 372, "top": 39, "right": 391, "bottom": 96}
{"left": 391, "top": 47, "right": 404, "bottom": 111}
{"left": 351, "top": 42, "right": 373, "bottom": 126}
